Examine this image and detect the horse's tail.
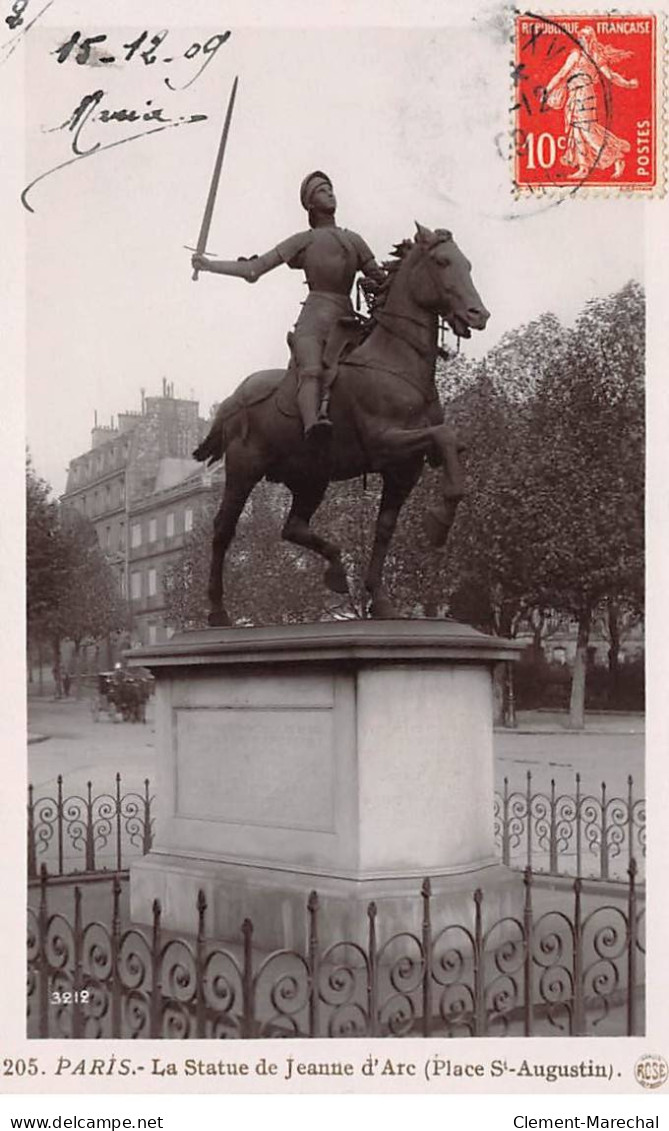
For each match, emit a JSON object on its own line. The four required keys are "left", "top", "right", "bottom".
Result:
{"left": 193, "top": 369, "right": 286, "bottom": 465}
{"left": 193, "top": 393, "right": 238, "bottom": 465}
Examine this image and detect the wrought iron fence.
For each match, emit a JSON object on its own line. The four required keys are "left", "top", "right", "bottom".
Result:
{"left": 27, "top": 863, "right": 644, "bottom": 1039}
{"left": 27, "top": 775, "right": 153, "bottom": 880}
{"left": 494, "top": 772, "right": 645, "bottom": 882}
{"left": 27, "top": 771, "right": 645, "bottom": 883}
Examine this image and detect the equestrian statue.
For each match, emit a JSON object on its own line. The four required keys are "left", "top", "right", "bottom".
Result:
{"left": 190, "top": 83, "right": 489, "bottom": 626}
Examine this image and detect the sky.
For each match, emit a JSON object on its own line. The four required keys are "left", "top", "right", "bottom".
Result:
{"left": 18, "top": 3, "right": 646, "bottom": 494}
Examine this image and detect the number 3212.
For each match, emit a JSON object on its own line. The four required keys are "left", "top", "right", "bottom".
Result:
{"left": 51, "top": 990, "right": 90, "bottom": 1004}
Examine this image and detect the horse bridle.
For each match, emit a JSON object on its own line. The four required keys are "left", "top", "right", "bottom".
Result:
{"left": 372, "top": 240, "right": 464, "bottom": 360}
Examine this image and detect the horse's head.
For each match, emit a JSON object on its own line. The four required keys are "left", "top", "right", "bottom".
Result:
{"left": 409, "top": 222, "right": 490, "bottom": 339}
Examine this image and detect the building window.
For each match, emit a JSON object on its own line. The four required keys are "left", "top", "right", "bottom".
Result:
{"left": 166, "top": 512, "right": 175, "bottom": 538}
{"left": 148, "top": 624, "right": 158, "bottom": 645}
{"left": 184, "top": 507, "right": 193, "bottom": 533}
{"left": 119, "top": 522, "right": 125, "bottom": 549}
{"left": 166, "top": 626, "right": 175, "bottom": 640}
{"left": 149, "top": 518, "right": 157, "bottom": 543}
{"left": 131, "top": 572, "right": 142, "bottom": 600}
{"left": 131, "top": 522, "right": 142, "bottom": 548}
{"left": 120, "top": 572, "right": 126, "bottom": 597}
{"left": 119, "top": 481, "right": 125, "bottom": 503}
{"left": 105, "top": 526, "right": 111, "bottom": 548}
{"left": 148, "top": 567, "right": 157, "bottom": 596}
{"left": 106, "top": 485, "right": 112, "bottom": 507}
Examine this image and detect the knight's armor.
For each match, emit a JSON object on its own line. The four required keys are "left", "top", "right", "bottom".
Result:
{"left": 192, "top": 171, "right": 385, "bottom": 441}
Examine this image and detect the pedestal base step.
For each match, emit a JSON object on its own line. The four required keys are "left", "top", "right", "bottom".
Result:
{"left": 131, "top": 853, "right": 523, "bottom": 951}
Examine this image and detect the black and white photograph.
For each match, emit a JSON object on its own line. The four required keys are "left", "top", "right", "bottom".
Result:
{"left": 2, "top": 0, "right": 669, "bottom": 1116}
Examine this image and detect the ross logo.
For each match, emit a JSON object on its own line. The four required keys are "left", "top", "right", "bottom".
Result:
{"left": 634, "top": 1054, "right": 669, "bottom": 1089}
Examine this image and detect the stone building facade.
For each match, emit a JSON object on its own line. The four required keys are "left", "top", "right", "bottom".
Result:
{"left": 61, "top": 383, "right": 221, "bottom": 645}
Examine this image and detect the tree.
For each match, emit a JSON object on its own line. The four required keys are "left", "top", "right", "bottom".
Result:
{"left": 57, "top": 511, "right": 131, "bottom": 688}
{"left": 26, "top": 459, "right": 130, "bottom": 693}
{"left": 528, "top": 282, "right": 644, "bottom": 726}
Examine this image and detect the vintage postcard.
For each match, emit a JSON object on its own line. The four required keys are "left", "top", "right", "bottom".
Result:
{"left": 1, "top": 0, "right": 668, "bottom": 1115}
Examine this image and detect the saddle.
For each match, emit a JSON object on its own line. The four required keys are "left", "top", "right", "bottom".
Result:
{"left": 275, "top": 316, "right": 365, "bottom": 419}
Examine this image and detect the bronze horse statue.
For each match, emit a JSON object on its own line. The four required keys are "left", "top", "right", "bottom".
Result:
{"left": 194, "top": 222, "right": 489, "bottom": 625}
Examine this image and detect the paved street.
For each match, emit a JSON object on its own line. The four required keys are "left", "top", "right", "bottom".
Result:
{"left": 28, "top": 695, "right": 644, "bottom": 801}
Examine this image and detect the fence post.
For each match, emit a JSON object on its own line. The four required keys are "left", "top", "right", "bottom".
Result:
{"left": 627, "top": 858, "right": 638, "bottom": 1036}
{"left": 367, "top": 902, "right": 378, "bottom": 1037}
{"left": 575, "top": 773, "right": 582, "bottom": 878}
{"left": 85, "top": 781, "right": 95, "bottom": 873}
{"left": 57, "top": 775, "right": 64, "bottom": 876}
{"left": 525, "top": 771, "right": 533, "bottom": 872}
{"left": 627, "top": 775, "right": 634, "bottom": 879}
{"left": 72, "top": 887, "right": 83, "bottom": 1038}
{"left": 143, "top": 779, "right": 153, "bottom": 854}
{"left": 150, "top": 899, "right": 162, "bottom": 1038}
{"left": 307, "top": 891, "right": 320, "bottom": 1038}
{"left": 571, "top": 877, "right": 585, "bottom": 1035}
{"left": 600, "top": 781, "right": 609, "bottom": 881}
{"left": 523, "top": 867, "right": 534, "bottom": 1037}
{"left": 241, "top": 918, "right": 255, "bottom": 1038}
{"left": 115, "top": 774, "right": 122, "bottom": 872}
{"left": 38, "top": 865, "right": 49, "bottom": 1037}
{"left": 195, "top": 890, "right": 207, "bottom": 1039}
{"left": 27, "top": 785, "right": 37, "bottom": 881}
{"left": 110, "top": 878, "right": 122, "bottom": 1037}
{"left": 473, "top": 889, "right": 485, "bottom": 1036}
{"left": 421, "top": 878, "right": 433, "bottom": 1037}
{"left": 549, "top": 779, "right": 558, "bottom": 875}
{"left": 501, "top": 779, "right": 510, "bottom": 866}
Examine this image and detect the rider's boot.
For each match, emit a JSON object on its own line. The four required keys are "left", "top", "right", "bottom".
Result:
{"left": 297, "top": 372, "right": 333, "bottom": 444}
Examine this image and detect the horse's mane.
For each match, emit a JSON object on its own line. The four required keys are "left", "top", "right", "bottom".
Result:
{"left": 359, "top": 229, "right": 452, "bottom": 326}
{"left": 358, "top": 237, "right": 414, "bottom": 323}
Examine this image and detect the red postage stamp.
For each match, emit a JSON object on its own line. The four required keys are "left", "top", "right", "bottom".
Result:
{"left": 513, "top": 13, "right": 660, "bottom": 191}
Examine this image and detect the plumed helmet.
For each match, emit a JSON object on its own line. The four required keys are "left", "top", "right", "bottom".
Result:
{"left": 299, "top": 170, "right": 333, "bottom": 211}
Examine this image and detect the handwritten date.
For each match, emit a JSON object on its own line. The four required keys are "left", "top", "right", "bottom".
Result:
{"left": 55, "top": 28, "right": 231, "bottom": 90}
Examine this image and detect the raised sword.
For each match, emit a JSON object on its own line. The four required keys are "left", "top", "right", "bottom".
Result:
{"left": 192, "top": 75, "right": 239, "bottom": 281}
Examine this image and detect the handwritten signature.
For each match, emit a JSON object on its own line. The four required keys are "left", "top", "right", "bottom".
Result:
{"left": 21, "top": 89, "right": 208, "bottom": 212}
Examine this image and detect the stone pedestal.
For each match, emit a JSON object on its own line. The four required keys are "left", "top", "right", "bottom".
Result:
{"left": 129, "top": 620, "right": 522, "bottom": 949}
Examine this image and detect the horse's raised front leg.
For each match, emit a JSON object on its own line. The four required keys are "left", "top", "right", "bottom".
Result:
{"left": 282, "top": 479, "right": 349, "bottom": 595}
{"left": 365, "top": 469, "right": 416, "bottom": 619}
{"left": 424, "top": 421, "right": 465, "bottom": 547}
{"left": 375, "top": 422, "right": 464, "bottom": 548}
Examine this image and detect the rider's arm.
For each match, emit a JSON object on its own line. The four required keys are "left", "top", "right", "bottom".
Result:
{"left": 192, "top": 231, "right": 311, "bottom": 282}
{"left": 361, "top": 257, "right": 387, "bottom": 285}
{"left": 191, "top": 248, "right": 282, "bottom": 283}
{"left": 349, "top": 232, "right": 387, "bottom": 285}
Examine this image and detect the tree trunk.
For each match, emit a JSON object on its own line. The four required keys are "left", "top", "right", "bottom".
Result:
{"left": 568, "top": 608, "right": 591, "bottom": 730}
{"left": 37, "top": 639, "right": 44, "bottom": 696}
{"left": 531, "top": 611, "right": 545, "bottom": 666}
{"left": 52, "top": 635, "right": 63, "bottom": 699}
{"left": 73, "top": 640, "right": 82, "bottom": 698}
{"left": 607, "top": 600, "right": 621, "bottom": 706}
{"left": 503, "top": 660, "right": 518, "bottom": 728}
{"left": 492, "top": 663, "right": 505, "bottom": 725}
